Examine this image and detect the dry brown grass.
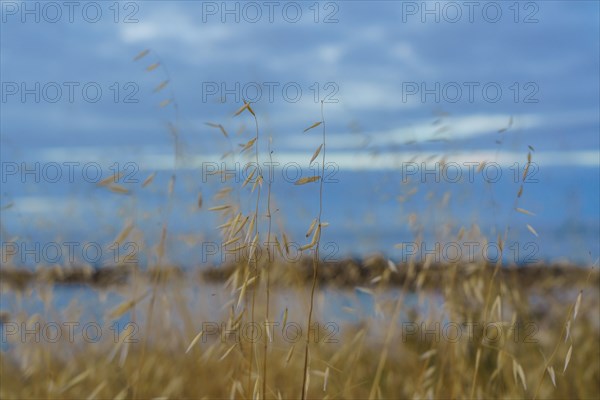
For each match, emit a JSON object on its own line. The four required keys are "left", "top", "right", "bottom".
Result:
{"left": 1, "top": 262, "right": 598, "bottom": 399}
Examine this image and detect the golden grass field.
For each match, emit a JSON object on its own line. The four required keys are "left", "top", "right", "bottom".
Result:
{"left": 1, "top": 257, "right": 598, "bottom": 399}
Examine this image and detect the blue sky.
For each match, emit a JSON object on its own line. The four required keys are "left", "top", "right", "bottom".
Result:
{"left": 1, "top": 1, "right": 598, "bottom": 159}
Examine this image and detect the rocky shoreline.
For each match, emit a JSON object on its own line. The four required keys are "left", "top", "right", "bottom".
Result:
{"left": 1, "top": 257, "right": 597, "bottom": 290}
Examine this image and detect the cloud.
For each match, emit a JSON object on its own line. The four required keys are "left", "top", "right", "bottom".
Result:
{"left": 11, "top": 196, "right": 69, "bottom": 214}
{"left": 119, "top": 18, "right": 232, "bottom": 46}
{"left": 283, "top": 113, "right": 542, "bottom": 150}
{"left": 30, "top": 146, "right": 599, "bottom": 172}
{"left": 317, "top": 44, "right": 345, "bottom": 65}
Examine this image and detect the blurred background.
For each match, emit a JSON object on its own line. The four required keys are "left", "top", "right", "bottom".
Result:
{"left": 1, "top": 1, "right": 598, "bottom": 267}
